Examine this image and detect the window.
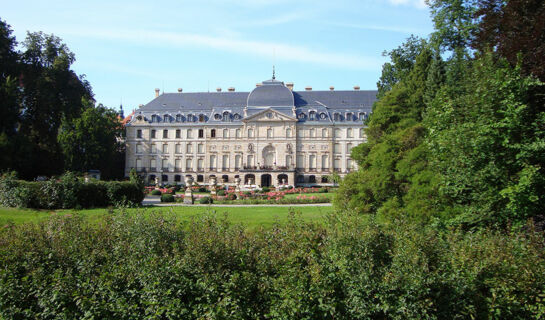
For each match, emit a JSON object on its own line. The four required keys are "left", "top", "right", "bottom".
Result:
{"left": 347, "top": 159, "right": 353, "bottom": 170}
{"left": 135, "top": 158, "right": 142, "bottom": 170}
{"left": 222, "top": 154, "right": 229, "bottom": 170}
{"left": 187, "top": 129, "right": 193, "bottom": 139}
{"left": 309, "top": 175, "right": 316, "bottom": 183}
{"left": 214, "top": 113, "right": 221, "bottom": 120}
{"left": 309, "top": 111, "right": 316, "bottom": 120}
{"left": 199, "top": 114, "right": 205, "bottom": 122}
{"left": 163, "top": 129, "right": 168, "bottom": 139}
{"left": 321, "top": 176, "right": 329, "bottom": 183}
{"left": 223, "top": 129, "right": 228, "bottom": 138}
{"left": 175, "top": 159, "right": 181, "bottom": 170}
{"left": 322, "top": 128, "right": 328, "bottom": 138}
{"left": 297, "top": 175, "right": 305, "bottom": 183}
{"left": 136, "top": 144, "right": 143, "bottom": 154}
{"left": 197, "top": 158, "right": 204, "bottom": 170}
{"left": 197, "top": 143, "right": 204, "bottom": 154}
{"left": 174, "top": 175, "right": 181, "bottom": 182}
{"left": 187, "top": 114, "right": 193, "bottom": 122}
{"left": 176, "top": 114, "right": 183, "bottom": 122}
{"left": 150, "top": 159, "right": 156, "bottom": 170}
{"left": 359, "top": 112, "right": 365, "bottom": 121}
{"left": 198, "top": 129, "right": 204, "bottom": 138}
{"left": 175, "top": 144, "right": 182, "bottom": 154}
{"left": 267, "top": 112, "right": 273, "bottom": 119}
{"left": 186, "top": 158, "right": 192, "bottom": 170}
{"left": 309, "top": 154, "right": 316, "bottom": 170}
{"left": 297, "top": 154, "right": 304, "bottom": 168}
{"left": 162, "top": 159, "right": 168, "bottom": 169}
{"left": 186, "top": 144, "right": 193, "bottom": 153}
{"left": 248, "top": 128, "right": 254, "bottom": 138}
{"left": 267, "top": 128, "right": 273, "bottom": 138}
{"left": 297, "top": 129, "right": 303, "bottom": 138}
{"left": 151, "top": 130, "right": 156, "bottom": 139}
{"left": 334, "top": 128, "right": 341, "bottom": 138}
{"left": 209, "top": 155, "right": 216, "bottom": 169}
{"left": 162, "top": 175, "right": 168, "bottom": 182}
{"left": 211, "top": 129, "right": 216, "bottom": 138}
{"left": 286, "top": 128, "right": 292, "bottom": 137}
{"left": 321, "top": 155, "right": 329, "bottom": 169}
{"left": 334, "top": 158, "right": 341, "bottom": 170}
{"left": 235, "top": 154, "right": 241, "bottom": 169}
{"left": 347, "top": 143, "right": 353, "bottom": 153}
{"left": 236, "top": 129, "right": 241, "bottom": 138}
{"left": 310, "top": 128, "right": 316, "bottom": 138}
{"left": 298, "top": 113, "right": 306, "bottom": 120}
{"left": 162, "top": 144, "right": 168, "bottom": 153}
{"left": 136, "top": 129, "right": 142, "bottom": 138}
{"left": 346, "top": 112, "right": 353, "bottom": 121}
{"left": 233, "top": 113, "right": 241, "bottom": 120}
{"left": 247, "top": 154, "right": 254, "bottom": 166}
{"left": 163, "top": 115, "right": 170, "bottom": 122}
{"left": 151, "top": 144, "right": 157, "bottom": 153}
{"left": 347, "top": 128, "right": 353, "bottom": 138}
{"left": 334, "top": 143, "right": 341, "bottom": 154}
{"left": 197, "top": 175, "right": 204, "bottom": 182}
{"left": 222, "top": 175, "right": 229, "bottom": 183}
{"left": 223, "top": 112, "right": 230, "bottom": 122}
{"left": 176, "top": 129, "right": 181, "bottom": 138}
{"left": 333, "top": 113, "right": 340, "bottom": 121}
{"left": 151, "top": 115, "right": 158, "bottom": 122}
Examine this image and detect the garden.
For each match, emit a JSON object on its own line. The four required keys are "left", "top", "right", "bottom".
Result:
{"left": 146, "top": 185, "right": 335, "bottom": 205}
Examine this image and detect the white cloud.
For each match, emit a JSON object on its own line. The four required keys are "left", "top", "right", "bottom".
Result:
{"left": 64, "top": 27, "right": 384, "bottom": 71}
{"left": 387, "top": 0, "right": 427, "bottom": 9}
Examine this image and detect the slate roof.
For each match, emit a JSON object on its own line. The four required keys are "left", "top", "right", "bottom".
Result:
{"left": 130, "top": 78, "right": 377, "bottom": 125}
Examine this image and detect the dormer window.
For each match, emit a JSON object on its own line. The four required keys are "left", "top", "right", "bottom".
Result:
{"left": 199, "top": 114, "right": 205, "bottom": 122}
{"left": 233, "top": 113, "right": 241, "bottom": 120}
{"left": 176, "top": 114, "right": 183, "bottom": 122}
{"left": 214, "top": 113, "right": 221, "bottom": 120}
{"left": 298, "top": 113, "right": 306, "bottom": 120}
{"left": 223, "top": 111, "right": 230, "bottom": 121}
{"left": 187, "top": 114, "right": 193, "bottom": 122}
{"left": 333, "top": 113, "right": 340, "bottom": 121}
{"left": 346, "top": 112, "right": 353, "bottom": 121}
{"left": 358, "top": 112, "right": 365, "bottom": 121}
{"left": 151, "top": 114, "right": 158, "bottom": 122}
{"left": 266, "top": 112, "right": 273, "bottom": 119}
{"left": 309, "top": 111, "right": 316, "bottom": 121}
{"left": 320, "top": 113, "right": 327, "bottom": 120}
{"left": 163, "top": 114, "right": 170, "bottom": 122}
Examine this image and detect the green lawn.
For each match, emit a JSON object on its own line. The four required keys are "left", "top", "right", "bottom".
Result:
{"left": 283, "top": 192, "right": 335, "bottom": 200}
{"left": 0, "top": 205, "right": 333, "bottom": 230}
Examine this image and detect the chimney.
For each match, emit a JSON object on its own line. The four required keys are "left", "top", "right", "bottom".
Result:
{"left": 216, "top": 87, "right": 222, "bottom": 92}
{"left": 228, "top": 87, "right": 235, "bottom": 92}
{"left": 353, "top": 85, "right": 360, "bottom": 91}
{"left": 155, "top": 88, "right": 160, "bottom": 97}
{"left": 256, "top": 83, "right": 262, "bottom": 87}
{"left": 305, "top": 86, "right": 312, "bottom": 91}
{"left": 177, "top": 88, "right": 183, "bottom": 93}
{"left": 286, "top": 82, "right": 294, "bottom": 91}
{"left": 329, "top": 86, "right": 335, "bottom": 91}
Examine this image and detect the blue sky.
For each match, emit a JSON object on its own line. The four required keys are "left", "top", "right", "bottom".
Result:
{"left": 2, "top": 0, "right": 433, "bottom": 112}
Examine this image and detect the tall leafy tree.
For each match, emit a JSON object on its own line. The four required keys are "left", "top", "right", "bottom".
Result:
{"left": 58, "top": 103, "right": 125, "bottom": 180}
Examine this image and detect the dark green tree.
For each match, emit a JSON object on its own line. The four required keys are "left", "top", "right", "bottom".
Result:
{"left": 58, "top": 103, "right": 125, "bottom": 180}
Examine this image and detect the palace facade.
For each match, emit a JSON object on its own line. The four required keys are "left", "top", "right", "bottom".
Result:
{"left": 125, "top": 77, "right": 376, "bottom": 187}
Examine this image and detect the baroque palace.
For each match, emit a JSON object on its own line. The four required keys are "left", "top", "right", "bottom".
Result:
{"left": 125, "top": 75, "right": 376, "bottom": 187}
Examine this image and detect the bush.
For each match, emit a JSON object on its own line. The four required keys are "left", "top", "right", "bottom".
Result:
{"left": 261, "top": 187, "right": 270, "bottom": 193}
{"left": 199, "top": 196, "right": 213, "bottom": 204}
{"left": 0, "top": 173, "right": 144, "bottom": 209}
{"left": 0, "top": 213, "right": 543, "bottom": 319}
{"left": 150, "top": 189, "right": 162, "bottom": 196}
{"left": 160, "top": 194, "right": 175, "bottom": 203}
{"left": 217, "top": 189, "right": 226, "bottom": 196}
{"left": 226, "top": 193, "right": 237, "bottom": 200}
{"left": 198, "top": 187, "right": 207, "bottom": 193}
{"left": 318, "top": 187, "right": 329, "bottom": 193}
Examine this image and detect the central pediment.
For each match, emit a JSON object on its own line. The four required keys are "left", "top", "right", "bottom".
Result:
{"left": 242, "top": 108, "right": 297, "bottom": 123}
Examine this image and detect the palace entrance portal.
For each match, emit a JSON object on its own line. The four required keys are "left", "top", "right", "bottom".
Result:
{"left": 261, "top": 174, "right": 272, "bottom": 187}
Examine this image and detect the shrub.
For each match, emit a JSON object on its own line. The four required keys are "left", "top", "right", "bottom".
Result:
{"left": 160, "top": 194, "right": 175, "bottom": 203}
{"left": 150, "top": 190, "right": 162, "bottom": 196}
{"left": 319, "top": 187, "right": 329, "bottom": 193}
{"left": 199, "top": 196, "right": 213, "bottom": 204}
{"left": 198, "top": 187, "right": 208, "bottom": 193}
{"left": 226, "top": 193, "right": 237, "bottom": 200}
{"left": 261, "top": 186, "right": 270, "bottom": 193}
{"left": 217, "top": 189, "right": 226, "bottom": 196}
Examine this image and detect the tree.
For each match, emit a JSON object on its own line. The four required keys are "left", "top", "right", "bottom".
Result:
{"left": 58, "top": 104, "right": 124, "bottom": 180}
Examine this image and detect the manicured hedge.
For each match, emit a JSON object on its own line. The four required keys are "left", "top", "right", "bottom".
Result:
{"left": 0, "top": 172, "right": 144, "bottom": 209}
{"left": 0, "top": 212, "right": 543, "bottom": 319}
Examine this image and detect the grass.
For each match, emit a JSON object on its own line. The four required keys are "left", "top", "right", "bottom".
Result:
{"left": 283, "top": 192, "right": 335, "bottom": 200}
{"left": 0, "top": 205, "right": 333, "bottom": 230}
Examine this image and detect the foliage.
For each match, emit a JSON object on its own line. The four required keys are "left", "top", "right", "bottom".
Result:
{"left": 217, "top": 189, "right": 226, "bottom": 196}
{"left": 160, "top": 194, "right": 175, "bottom": 203}
{"left": 0, "top": 212, "right": 543, "bottom": 319}
{"left": 199, "top": 196, "right": 213, "bottom": 204}
{"left": 150, "top": 190, "right": 162, "bottom": 196}
{"left": 0, "top": 172, "right": 144, "bottom": 209}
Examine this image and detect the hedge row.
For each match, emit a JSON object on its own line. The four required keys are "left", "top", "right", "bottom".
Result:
{"left": 0, "top": 212, "right": 543, "bottom": 319}
{"left": 0, "top": 173, "right": 144, "bottom": 209}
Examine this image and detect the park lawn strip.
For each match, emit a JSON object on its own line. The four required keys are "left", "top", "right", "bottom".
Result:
{"left": 283, "top": 192, "right": 335, "bottom": 200}
{"left": 0, "top": 206, "right": 332, "bottom": 230}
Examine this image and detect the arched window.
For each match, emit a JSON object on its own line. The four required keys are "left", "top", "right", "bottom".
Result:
{"left": 198, "top": 129, "right": 204, "bottom": 138}
{"left": 211, "top": 129, "right": 216, "bottom": 138}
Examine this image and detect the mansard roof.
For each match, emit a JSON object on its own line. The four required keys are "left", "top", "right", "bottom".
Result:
{"left": 132, "top": 78, "right": 376, "bottom": 125}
